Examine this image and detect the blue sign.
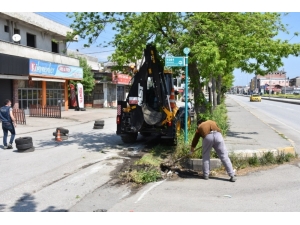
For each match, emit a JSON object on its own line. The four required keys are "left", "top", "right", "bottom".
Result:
{"left": 183, "top": 47, "right": 190, "bottom": 54}
{"left": 29, "top": 59, "right": 83, "bottom": 79}
{"left": 165, "top": 57, "right": 186, "bottom": 67}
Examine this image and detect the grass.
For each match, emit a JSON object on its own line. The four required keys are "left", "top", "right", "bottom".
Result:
{"left": 228, "top": 151, "right": 297, "bottom": 170}
{"left": 123, "top": 97, "right": 298, "bottom": 184}
{"left": 262, "top": 94, "right": 300, "bottom": 99}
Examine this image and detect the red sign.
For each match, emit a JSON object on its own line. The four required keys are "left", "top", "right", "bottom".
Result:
{"left": 58, "top": 66, "right": 71, "bottom": 73}
{"left": 112, "top": 73, "right": 132, "bottom": 85}
{"left": 78, "top": 87, "right": 83, "bottom": 104}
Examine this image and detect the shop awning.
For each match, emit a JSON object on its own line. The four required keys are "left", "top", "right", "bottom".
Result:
{"left": 0, "top": 74, "right": 28, "bottom": 80}
{"left": 31, "top": 77, "right": 65, "bottom": 82}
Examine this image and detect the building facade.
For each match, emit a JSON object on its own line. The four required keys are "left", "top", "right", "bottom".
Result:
{"left": 0, "top": 12, "right": 83, "bottom": 112}
{"left": 253, "top": 71, "right": 288, "bottom": 94}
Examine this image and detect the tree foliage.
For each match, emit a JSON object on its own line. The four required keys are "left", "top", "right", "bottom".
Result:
{"left": 69, "top": 56, "right": 95, "bottom": 96}
{"left": 67, "top": 12, "right": 300, "bottom": 116}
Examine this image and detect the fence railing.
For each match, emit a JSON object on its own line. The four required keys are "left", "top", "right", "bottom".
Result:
{"left": 29, "top": 105, "right": 61, "bottom": 119}
{"left": 12, "top": 109, "right": 26, "bottom": 125}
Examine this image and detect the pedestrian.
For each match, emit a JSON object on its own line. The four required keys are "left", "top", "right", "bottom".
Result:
{"left": 190, "top": 119, "right": 236, "bottom": 182}
{"left": 0, "top": 99, "right": 17, "bottom": 149}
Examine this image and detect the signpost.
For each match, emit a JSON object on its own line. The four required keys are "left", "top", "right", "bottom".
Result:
{"left": 164, "top": 47, "right": 190, "bottom": 143}
{"left": 165, "top": 56, "right": 186, "bottom": 67}
{"left": 183, "top": 48, "right": 190, "bottom": 143}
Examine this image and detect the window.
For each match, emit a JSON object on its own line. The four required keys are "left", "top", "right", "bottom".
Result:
{"left": 27, "top": 33, "right": 36, "bottom": 48}
{"left": 4, "top": 25, "right": 9, "bottom": 32}
{"left": 51, "top": 41, "right": 59, "bottom": 53}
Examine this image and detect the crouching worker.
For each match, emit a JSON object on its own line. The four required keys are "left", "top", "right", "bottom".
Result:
{"left": 190, "top": 119, "right": 236, "bottom": 182}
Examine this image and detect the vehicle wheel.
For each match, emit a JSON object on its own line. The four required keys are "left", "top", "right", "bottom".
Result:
{"left": 121, "top": 133, "right": 138, "bottom": 143}
{"left": 140, "top": 132, "right": 151, "bottom": 137}
{"left": 15, "top": 137, "right": 33, "bottom": 145}
{"left": 171, "top": 117, "right": 181, "bottom": 146}
{"left": 17, "top": 147, "right": 35, "bottom": 153}
{"left": 53, "top": 132, "right": 68, "bottom": 136}
{"left": 16, "top": 142, "right": 33, "bottom": 150}
{"left": 93, "top": 125, "right": 104, "bottom": 129}
{"left": 94, "top": 120, "right": 105, "bottom": 125}
{"left": 56, "top": 127, "right": 69, "bottom": 134}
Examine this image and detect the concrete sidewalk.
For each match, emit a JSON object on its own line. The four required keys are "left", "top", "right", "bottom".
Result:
{"left": 224, "top": 96, "right": 295, "bottom": 157}
{"left": 0, "top": 107, "right": 117, "bottom": 138}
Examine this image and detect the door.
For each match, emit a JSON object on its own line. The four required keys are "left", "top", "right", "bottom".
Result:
{"left": 0, "top": 79, "right": 13, "bottom": 106}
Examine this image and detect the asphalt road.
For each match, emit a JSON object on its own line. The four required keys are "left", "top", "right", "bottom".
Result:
{"left": 0, "top": 118, "right": 146, "bottom": 212}
{"left": 228, "top": 95, "right": 300, "bottom": 154}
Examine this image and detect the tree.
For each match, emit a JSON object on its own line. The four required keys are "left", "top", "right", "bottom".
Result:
{"left": 67, "top": 12, "right": 300, "bottom": 119}
{"left": 69, "top": 56, "right": 95, "bottom": 97}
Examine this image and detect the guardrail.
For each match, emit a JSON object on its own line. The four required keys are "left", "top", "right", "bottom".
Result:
{"left": 12, "top": 109, "right": 26, "bottom": 125}
{"left": 29, "top": 105, "right": 61, "bottom": 118}
{"left": 240, "top": 94, "right": 300, "bottom": 105}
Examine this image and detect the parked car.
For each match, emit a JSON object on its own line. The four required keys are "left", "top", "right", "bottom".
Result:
{"left": 250, "top": 94, "right": 261, "bottom": 102}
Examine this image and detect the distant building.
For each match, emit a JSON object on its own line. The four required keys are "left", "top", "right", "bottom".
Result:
{"left": 289, "top": 76, "right": 300, "bottom": 87}
{"left": 254, "top": 71, "right": 288, "bottom": 94}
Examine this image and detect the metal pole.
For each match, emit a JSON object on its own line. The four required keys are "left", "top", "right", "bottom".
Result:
{"left": 285, "top": 76, "right": 286, "bottom": 95}
{"left": 184, "top": 55, "right": 188, "bottom": 143}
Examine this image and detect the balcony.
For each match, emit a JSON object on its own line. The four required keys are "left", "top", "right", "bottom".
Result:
{"left": 0, "top": 40, "right": 79, "bottom": 67}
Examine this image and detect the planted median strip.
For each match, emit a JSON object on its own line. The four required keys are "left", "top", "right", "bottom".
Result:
{"left": 119, "top": 100, "right": 298, "bottom": 185}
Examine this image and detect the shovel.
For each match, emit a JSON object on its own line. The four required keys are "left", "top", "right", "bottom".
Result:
{"left": 160, "top": 146, "right": 202, "bottom": 170}
{"left": 172, "top": 145, "right": 202, "bottom": 164}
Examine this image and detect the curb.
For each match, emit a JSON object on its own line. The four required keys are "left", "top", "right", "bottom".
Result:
{"left": 228, "top": 146, "right": 296, "bottom": 158}
{"left": 184, "top": 159, "right": 222, "bottom": 171}
{"left": 182, "top": 146, "right": 296, "bottom": 172}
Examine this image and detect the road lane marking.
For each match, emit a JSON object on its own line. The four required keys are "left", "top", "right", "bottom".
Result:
{"left": 134, "top": 180, "right": 165, "bottom": 203}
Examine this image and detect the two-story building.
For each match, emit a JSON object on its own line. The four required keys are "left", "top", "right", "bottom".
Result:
{"left": 252, "top": 71, "right": 288, "bottom": 94}
{"left": 0, "top": 12, "right": 83, "bottom": 112}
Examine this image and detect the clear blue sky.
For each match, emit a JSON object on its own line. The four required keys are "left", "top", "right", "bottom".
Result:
{"left": 35, "top": 12, "right": 300, "bottom": 86}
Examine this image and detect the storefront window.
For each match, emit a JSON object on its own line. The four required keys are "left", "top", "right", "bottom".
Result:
{"left": 18, "top": 81, "right": 63, "bottom": 109}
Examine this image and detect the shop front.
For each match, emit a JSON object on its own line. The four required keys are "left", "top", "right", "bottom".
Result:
{"left": 0, "top": 52, "right": 83, "bottom": 112}
{"left": 28, "top": 58, "right": 83, "bottom": 111}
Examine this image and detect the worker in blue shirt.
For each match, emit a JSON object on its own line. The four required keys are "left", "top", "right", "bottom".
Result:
{"left": 0, "top": 99, "right": 17, "bottom": 149}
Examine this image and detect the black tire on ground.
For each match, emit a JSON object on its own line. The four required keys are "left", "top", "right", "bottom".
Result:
{"left": 56, "top": 127, "right": 69, "bottom": 134}
{"left": 16, "top": 142, "right": 33, "bottom": 150}
{"left": 17, "top": 147, "right": 35, "bottom": 153}
{"left": 15, "top": 137, "right": 33, "bottom": 145}
{"left": 140, "top": 132, "right": 151, "bottom": 137}
{"left": 121, "top": 133, "right": 138, "bottom": 143}
{"left": 80, "top": 108, "right": 86, "bottom": 111}
{"left": 55, "top": 136, "right": 68, "bottom": 141}
{"left": 53, "top": 132, "right": 68, "bottom": 136}
{"left": 93, "top": 125, "right": 104, "bottom": 129}
{"left": 94, "top": 120, "right": 105, "bottom": 125}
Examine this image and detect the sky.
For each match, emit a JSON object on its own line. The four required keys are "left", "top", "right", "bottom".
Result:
{"left": 5, "top": 0, "right": 300, "bottom": 87}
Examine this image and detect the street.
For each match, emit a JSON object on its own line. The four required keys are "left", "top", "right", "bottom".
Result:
{"left": 229, "top": 95, "right": 300, "bottom": 154}
{"left": 0, "top": 117, "right": 146, "bottom": 212}
{"left": 0, "top": 97, "right": 300, "bottom": 212}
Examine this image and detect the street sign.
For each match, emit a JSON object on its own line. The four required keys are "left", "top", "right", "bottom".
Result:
{"left": 183, "top": 47, "right": 190, "bottom": 55}
{"left": 165, "top": 56, "right": 186, "bottom": 67}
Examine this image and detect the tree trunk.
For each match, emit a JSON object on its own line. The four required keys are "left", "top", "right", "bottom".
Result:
{"left": 212, "top": 76, "right": 217, "bottom": 109}
{"left": 216, "top": 74, "right": 222, "bottom": 105}
{"left": 188, "top": 61, "right": 207, "bottom": 121}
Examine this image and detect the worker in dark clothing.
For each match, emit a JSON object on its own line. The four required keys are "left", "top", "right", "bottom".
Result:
{"left": 190, "top": 119, "right": 236, "bottom": 182}
{"left": 0, "top": 99, "right": 16, "bottom": 149}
